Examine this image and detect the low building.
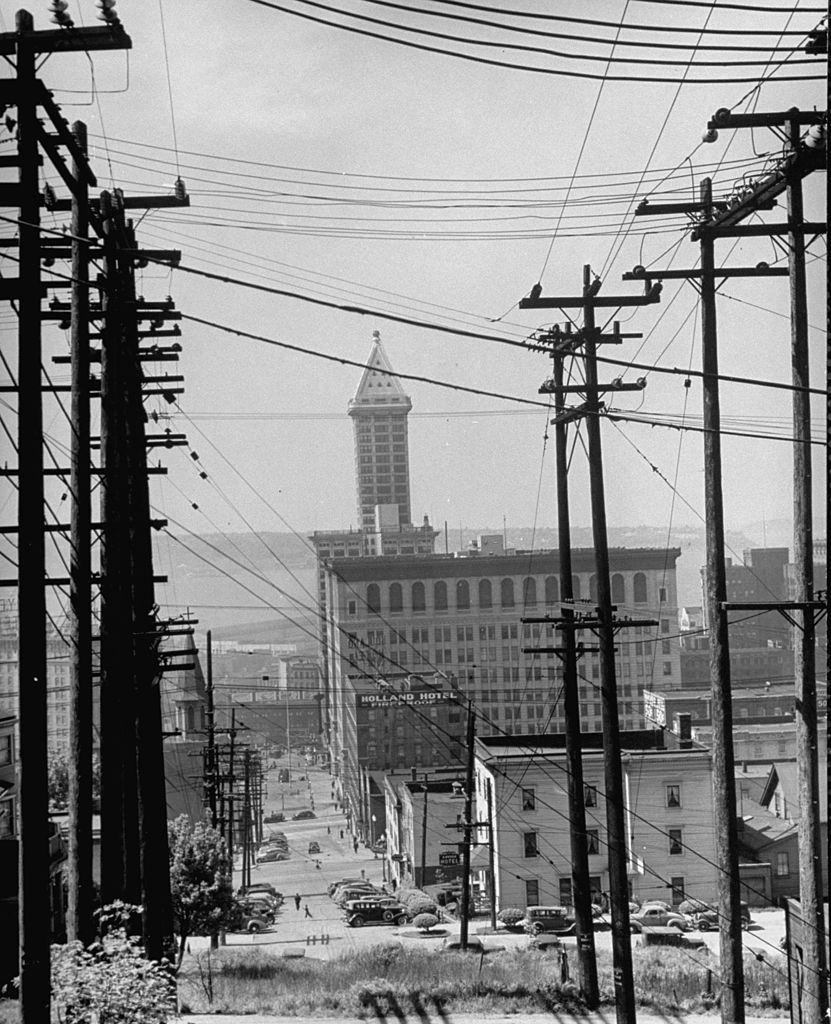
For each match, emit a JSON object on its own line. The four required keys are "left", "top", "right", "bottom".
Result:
{"left": 383, "top": 769, "right": 469, "bottom": 888}
{"left": 475, "top": 730, "right": 719, "bottom": 912}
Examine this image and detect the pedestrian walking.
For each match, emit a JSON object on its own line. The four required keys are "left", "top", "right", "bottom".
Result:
{"left": 353, "top": 838, "right": 359, "bottom": 854}
{"left": 339, "top": 829, "right": 344, "bottom": 840}
{"left": 327, "top": 825, "right": 331, "bottom": 834}
{"left": 294, "top": 893, "right": 301, "bottom": 911}
{"left": 304, "top": 904, "right": 312, "bottom": 918}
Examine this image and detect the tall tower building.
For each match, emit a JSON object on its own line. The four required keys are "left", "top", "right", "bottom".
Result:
{"left": 348, "top": 331, "right": 413, "bottom": 532}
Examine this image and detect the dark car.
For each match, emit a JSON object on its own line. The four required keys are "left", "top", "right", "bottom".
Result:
{"left": 520, "top": 906, "right": 575, "bottom": 936}
{"left": 442, "top": 937, "right": 506, "bottom": 954}
{"left": 264, "top": 811, "right": 285, "bottom": 824}
{"left": 292, "top": 809, "right": 316, "bottom": 821}
{"left": 694, "top": 902, "right": 752, "bottom": 931}
{"left": 344, "top": 899, "right": 408, "bottom": 928}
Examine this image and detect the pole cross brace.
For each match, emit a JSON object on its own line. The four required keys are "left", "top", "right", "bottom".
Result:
{"left": 722, "top": 600, "right": 826, "bottom": 632}
{"left": 540, "top": 378, "right": 646, "bottom": 396}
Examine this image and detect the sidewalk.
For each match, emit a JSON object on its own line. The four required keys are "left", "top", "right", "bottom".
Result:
{"left": 180, "top": 1012, "right": 785, "bottom": 1024}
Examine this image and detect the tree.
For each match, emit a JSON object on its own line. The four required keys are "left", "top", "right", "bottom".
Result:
{"left": 48, "top": 748, "right": 101, "bottom": 812}
{"left": 412, "top": 913, "right": 438, "bottom": 933}
{"left": 168, "top": 815, "right": 236, "bottom": 968}
{"left": 497, "top": 907, "right": 525, "bottom": 930}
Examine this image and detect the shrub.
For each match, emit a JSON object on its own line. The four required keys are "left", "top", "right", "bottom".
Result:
{"left": 407, "top": 898, "right": 438, "bottom": 917}
{"left": 497, "top": 907, "right": 525, "bottom": 929}
{"left": 52, "top": 927, "right": 175, "bottom": 1023}
{"left": 412, "top": 914, "right": 438, "bottom": 933}
{"left": 678, "top": 898, "right": 711, "bottom": 915}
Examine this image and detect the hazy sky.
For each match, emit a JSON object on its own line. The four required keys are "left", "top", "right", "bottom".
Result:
{"left": 2, "top": 1, "right": 827, "bottom": 577}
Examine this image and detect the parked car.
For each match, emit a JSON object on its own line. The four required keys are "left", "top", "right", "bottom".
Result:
{"left": 234, "top": 910, "right": 271, "bottom": 934}
{"left": 344, "top": 898, "right": 408, "bottom": 928}
{"left": 630, "top": 906, "right": 687, "bottom": 933}
{"left": 693, "top": 902, "right": 752, "bottom": 931}
{"left": 638, "top": 900, "right": 673, "bottom": 913}
{"left": 264, "top": 811, "right": 285, "bottom": 823}
{"left": 520, "top": 906, "right": 575, "bottom": 936}
{"left": 328, "top": 878, "right": 365, "bottom": 897}
{"left": 308, "top": 841, "right": 321, "bottom": 855}
{"left": 292, "top": 809, "right": 316, "bottom": 820}
{"left": 442, "top": 937, "right": 506, "bottom": 954}
{"left": 238, "top": 882, "right": 282, "bottom": 900}
{"left": 238, "top": 898, "right": 276, "bottom": 922}
{"left": 336, "top": 886, "right": 383, "bottom": 906}
{"left": 256, "top": 848, "right": 289, "bottom": 864}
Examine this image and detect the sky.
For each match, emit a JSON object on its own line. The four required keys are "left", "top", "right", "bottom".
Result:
{"left": 1, "top": 1, "right": 827, "bottom": 583}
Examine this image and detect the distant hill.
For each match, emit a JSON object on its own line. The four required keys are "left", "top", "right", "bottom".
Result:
{"left": 143, "top": 522, "right": 793, "bottom": 642}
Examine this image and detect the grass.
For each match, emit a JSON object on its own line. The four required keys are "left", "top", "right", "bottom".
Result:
{"left": 175, "top": 943, "right": 791, "bottom": 1018}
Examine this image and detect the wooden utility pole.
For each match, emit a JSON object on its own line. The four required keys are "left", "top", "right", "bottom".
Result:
{"left": 580, "top": 266, "right": 636, "bottom": 1024}
{"left": 67, "top": 119, "right": 94, "bottom": 948}
{"left": 206, "top": 631, "right": 217, "bottom": 827}
{"left": 458, "top": 702, "right": 475, "bottom": 951}
{"left": 521, "top": 270, "right": 661, "bottom": 1024}
{"left": 15, "top": 12, "right": 49, "bottom": 1020}
{"left": 698, "top": 178, "right": 745, "bottom": 1024}
{"left": 227, "top": 709, "right": 237, "bottom": 868}
{"left": 550, "top": 340, "right": 599, "bottom": 1009}
{"left": 242, "top": 750, "right": 251, "bottom": 889}
{"left": 485, "top": 777, "right": 497, "bottom": 932}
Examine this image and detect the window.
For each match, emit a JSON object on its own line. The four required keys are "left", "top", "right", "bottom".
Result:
{"left": 663, "top": 662, "right": 673, "bottom": 676}
{"left": 668, "top": 829, "right": 683, "bottom": 855}
{"left": 523, "top": 832, "right": 538, "bottom": 858}
{"left": 584, "top": 784, "right": 597, "bottom": 808}
{"left": 501, "top": 578, "right": 515, "bottom": 609}
{"left": 0, "top": 798, "right": 13, "bottom": 838}
{"left": 367, "top": 583, "right": 381, "bottom": 614}
{"left": 479, "top": 578, "right": 492, "bottom": 609}
{"left": 589, "top": 574, "right": 598, "bottom": 603}
{"left": 633, "top": 572, "right": 648, "bottom": 604}
{"left": 525, "top": 879, "right": 539, "bottom": 906}
{"left": 522, "top": 787, "right": 536, "bottom": 811}
{"left": 571, "top": 575, "right": 581, "bottom": 600}
{"left": 347, "top": 599, "right": 357, "bottom": 616}
{"left": 558, "top": 878, "right": 573, "bottom": 906}
{"left": 666, "top": 784, "right": 681, "bottom": 808}
{"left": 522, "top": 577, "right": 538, "bottom": 608}
{"left": 670, "top": 877, "right": 685, "bottom": 906}
{"left": 412, "top": 581, "right": 426, "bottom": 612}
{"left": 0, "top": 733, "right": 12, "bottom": 766}
{"left": 389, "top": 582, "right": 403, "bottom": 614}
{"left": 456, "top": 579, "right": 470, "bottom": 610}
{"left": 434, "top": 580, "right": 448, "bottom": 612}
{"left": 776, "top": 851, "right": 790, "bottom": 877}
{"left": 586, "top": 829, "right": 600, "bottom": 855}
{"left": 611, "top": 573, "right": 625, "bottom": 603}
{"left": 544, "top": 575, "right": 559, "bottom": 604}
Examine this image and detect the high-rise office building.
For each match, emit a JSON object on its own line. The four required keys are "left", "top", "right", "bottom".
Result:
{"left": 348, "top": 331, "right": 413, "bottom": 533}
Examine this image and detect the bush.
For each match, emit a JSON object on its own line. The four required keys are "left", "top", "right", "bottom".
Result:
{"left": 412, "top": 914, "right": 438, "bottom": 933}
{"left": 678, "top": 898, "right": 711, "bottom": 916}
{"left": 407, "top": 898, "right": 438, "bottom": 917}
{"left": 52, "top": 928, "right": 176, "bottom": 1023}
{"left": 497, "top": 907, "right": 525, "bottom": 929}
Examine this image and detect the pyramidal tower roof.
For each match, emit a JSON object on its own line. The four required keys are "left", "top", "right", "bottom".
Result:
{"left": 348, "top": 330, "right": 412, "bottom": 414}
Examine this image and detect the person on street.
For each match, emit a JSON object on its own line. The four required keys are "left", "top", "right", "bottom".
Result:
{"left": 294, "top": 893, "right": 301, "bottom": 911}
{"left": 304, "top": 904, "right": 312, "bottom": 918}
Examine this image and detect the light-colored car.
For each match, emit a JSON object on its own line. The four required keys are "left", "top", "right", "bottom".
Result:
{"left": 630, "top": 905, "right": 687, "bottom": 933}
{"left": 256, "top": 848, "right": 289, "bottom": 863}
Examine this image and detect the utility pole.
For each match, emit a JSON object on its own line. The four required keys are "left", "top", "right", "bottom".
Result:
{"left": 485, "top": 777, "right": 497, "bottom": 932}
{"left": 458, "top": 701, "right": 475, "bottom": 951}
{"left": 242, "top": 749, "right": 251, "bottom": 889}
{"left": 206, "top": 630, "right": 217, "bottom": 827}
{"left": 15, "top": 12, "right": 49, "bottom": 1020}
{"left": 546, "top": 335, "right": 599, "bottom": 1008}
{"left": 227, "top": 708, "right": 237, "bottom": 871}
{"left": 411, "top": 768, "right": 430, "bottom": 887}
{"left": 67, "top": 119, "right": 94, "bottom": 948}
{"left": 521, "top": 268, "right": 661, "bottom": 1024}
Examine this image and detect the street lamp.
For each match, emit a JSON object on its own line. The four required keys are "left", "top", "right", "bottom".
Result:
{"left": 370, "top": 814, "right": 377, "bottom": 848}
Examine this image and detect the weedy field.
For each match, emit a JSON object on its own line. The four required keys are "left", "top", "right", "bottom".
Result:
{"left": 175, "top": 943, "right": 790, "bottom": 1019}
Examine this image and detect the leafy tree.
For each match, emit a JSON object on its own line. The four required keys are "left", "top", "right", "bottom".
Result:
{"left": 48, "top": 748, "right": 101, "bottom": 812}
{"left": 168, "top": 814, "right": 236, "bottom": 968}
{"left": 412, "top": 913, "right": 438, "bottom": 933}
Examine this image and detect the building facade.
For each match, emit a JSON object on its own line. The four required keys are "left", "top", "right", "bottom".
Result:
{"left": 321, "top": 545, "right": 682, "bottom": 755}
{"left": 474, "top": 730, "right": 719, "bottom": 912}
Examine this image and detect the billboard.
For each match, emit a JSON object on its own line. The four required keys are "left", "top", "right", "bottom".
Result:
{"left": 356, "top": 689, "right": 457, "bottom": 709}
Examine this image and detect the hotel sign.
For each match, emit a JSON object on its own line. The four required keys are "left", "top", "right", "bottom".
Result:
{"left": 357, "top": 690, "right": 457, "bottom": 708}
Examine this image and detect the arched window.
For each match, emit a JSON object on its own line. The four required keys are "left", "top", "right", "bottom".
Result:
{"left": 589, "top": 574, "right": 598, "bottom": 603}
{"left": 544, "top": 575, "right": 559, "bottom": 605}
{"left": 479, "top": 579, "right": 492, "bottom": 609}
{"left": 522, "top": 577, "right": 538, "bottom": 608}
{"left": 456, "top": 579, "right": 470, "bottom": 611}
{"left": 633, "top": 572, "right": 648, "bottom": 604}
{"left": 367, "top": 583, "right": 381, "bottom": 614}
{"left": 501, "top": 578, "right": 515, "bottom": 609}
{"left": 571, "top": 575, "right": 581, "bottom": 600}
{"left": 412, "top": 581, "right": 426, "bottom": 612}
{"left": 611, "top": 573, "right": 625, "bottom": 604}
{"left": 389, "top": 582, "right": 403, "bottom": 614}
{"left": 434, "top": 580, "right": 448, "bottom": 612}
